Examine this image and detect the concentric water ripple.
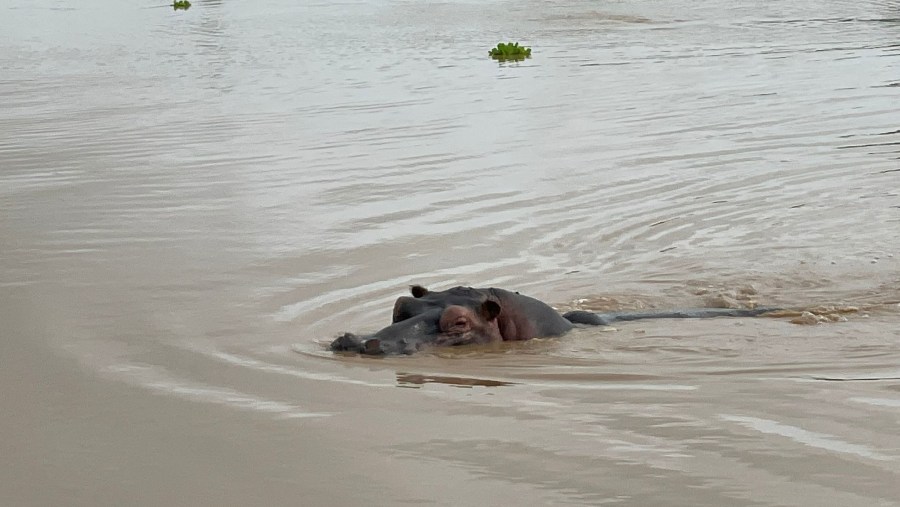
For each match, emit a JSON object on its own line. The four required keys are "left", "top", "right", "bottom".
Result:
{"left": 2, "top": 0, "right": 900, "bottom": 505}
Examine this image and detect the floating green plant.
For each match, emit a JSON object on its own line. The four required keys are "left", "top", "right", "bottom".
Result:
{"left": 173, "top": 0, "right": 191, "bottom": 10}
{"left": 488, "top": 42, "right": 531, "bottom": 61}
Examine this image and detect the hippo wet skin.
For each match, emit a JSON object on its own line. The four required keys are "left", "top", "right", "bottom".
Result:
{"left": 330, "top": 285, "right": 779, "bottom": 355}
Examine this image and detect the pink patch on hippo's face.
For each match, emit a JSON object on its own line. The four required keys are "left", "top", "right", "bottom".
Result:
{"left": 436, "top": 305, "right": 502, "bottom": 346}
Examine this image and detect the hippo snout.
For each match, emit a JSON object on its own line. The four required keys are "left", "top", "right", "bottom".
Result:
{"left": 330, "top": 332, "right": 421, "bottom": 355}
{"left": 329, "top": 333, "right": 389, "bottom": 355}
{"left": 330, "top": 332, "right": 366, "bottom": 352}
{"left": 367, "top": 338, "right": 422, "bottom": 355}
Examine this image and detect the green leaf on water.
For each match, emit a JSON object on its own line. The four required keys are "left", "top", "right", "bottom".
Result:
{"left": 488, "top": 41, "right": 531, "bottom": 61}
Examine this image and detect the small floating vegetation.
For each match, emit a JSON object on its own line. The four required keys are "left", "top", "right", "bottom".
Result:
{"left": 488, "top": 42, "right": 532, "bottom": 61}
{"left": 173, "top": 0, "right": 191, "bottom": 10}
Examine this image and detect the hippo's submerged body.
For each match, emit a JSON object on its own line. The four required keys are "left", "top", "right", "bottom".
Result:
{"left": 330, "top": 285, "right": 778, "bottom": 355}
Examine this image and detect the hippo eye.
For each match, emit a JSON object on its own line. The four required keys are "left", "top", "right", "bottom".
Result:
{"left": 453, "top": 318, "right": 468, "bottom": 329}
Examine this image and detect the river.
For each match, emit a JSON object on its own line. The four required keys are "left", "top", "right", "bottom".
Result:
{"left": 2, "top": 0, "right": 900, "bottom": 505}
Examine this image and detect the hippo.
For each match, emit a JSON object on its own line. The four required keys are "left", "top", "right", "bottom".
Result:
{"left": 330, "top": 285, "right": 779, "bottom": 355}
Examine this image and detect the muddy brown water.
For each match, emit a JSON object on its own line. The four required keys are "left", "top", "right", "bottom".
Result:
{"left": 3, "top": 0, "right": 900, "bottom": 505}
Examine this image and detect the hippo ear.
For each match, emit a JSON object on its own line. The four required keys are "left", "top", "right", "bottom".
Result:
{"left": 392, "top": 296, "right": 416, "bottom": 323}
{"left": 410, "top": 285, "right": 429, "bottom": 298}
{"left": 480, "top": 300, "right": 501, "bottom": 321}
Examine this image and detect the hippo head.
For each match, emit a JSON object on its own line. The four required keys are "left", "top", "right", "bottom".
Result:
{"left": 330, "top": 285, "right": 503, "bottom": 355}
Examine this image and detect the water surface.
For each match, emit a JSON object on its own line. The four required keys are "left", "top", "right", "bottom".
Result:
{"left": 2, "top": 0, "right": 900, "bottom": 505}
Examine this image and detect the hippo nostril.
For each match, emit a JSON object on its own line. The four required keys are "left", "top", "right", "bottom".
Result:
{"left": 364, "top": 338, "right": 383, "bottom": 355}
{"left": 331, "top": 332, "right": 362, "bottom": 351}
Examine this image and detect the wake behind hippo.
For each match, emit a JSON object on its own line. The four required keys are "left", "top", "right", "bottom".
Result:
{"left": 330, "top": 285, "right": 780, "bottom": 355}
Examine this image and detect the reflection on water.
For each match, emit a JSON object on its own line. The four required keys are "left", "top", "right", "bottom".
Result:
{"left": 2, "top": 0, "right": 900, "bottom": 505}
{"left": 396, "top": 373, "right": 517, "bottom": 388}
{"left": 719, "top": 415, "right": 894, "bottom": 462}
